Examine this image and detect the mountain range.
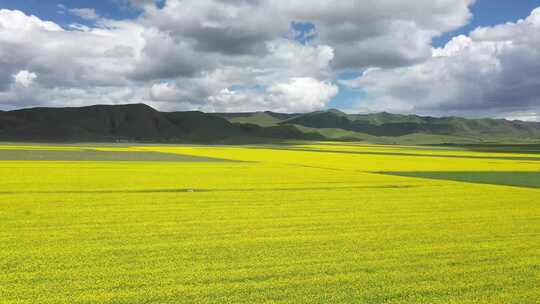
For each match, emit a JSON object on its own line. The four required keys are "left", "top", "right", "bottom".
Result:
{"left": 1, "top": 103, "right": 539, "bottom": 144}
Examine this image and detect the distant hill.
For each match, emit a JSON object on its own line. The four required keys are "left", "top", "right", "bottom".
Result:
{"left": 1, "top": 104, "right": 539, "bottom": 144}
{"left": 217, "top": 109, "right": 540, "bottom": 143}
{"left": 0, "top": 104, "right": 320, "bottom": 142}
{"left": 280, "top": 110, "right": 540, "bottom": 139}
{"left": 216, "top": 111, "right": 298, "bottom": 127}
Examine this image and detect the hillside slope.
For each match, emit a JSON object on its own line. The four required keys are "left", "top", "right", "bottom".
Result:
{"left": 280, "top": 110, "right": 540, "bottom": 139}
{"left": 0, "top": 104, "right": 317, "bottom": 142}
{"left": 1, "top": 104, "right": 539, "bottom": 143}
{"left": 216, "top": 112, "right": 298, "bottom": 127}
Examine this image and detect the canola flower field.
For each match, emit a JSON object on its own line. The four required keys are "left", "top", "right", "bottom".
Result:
{"left": 0, "top": 142, "right": 539, "bottom": 303}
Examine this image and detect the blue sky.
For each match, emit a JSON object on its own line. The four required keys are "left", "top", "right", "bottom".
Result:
{"left": 0, "top": 0, "right": 139, "bottom": 22}
{"left": 433, "top": 0, "right": 540, "bottom": 47}
{"left": 0, "top": 0, "right": 539, "bottom": 118}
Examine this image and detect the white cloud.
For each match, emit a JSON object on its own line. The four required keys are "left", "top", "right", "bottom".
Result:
{"left": 266, "top": 77, "right": 338, "bottom": 112}
{"left": 343, "top": 7, "right": 540, "bottom": 120}
{"left": 204, "top": 77, "right": 338, "bottom": 113}
{"left": 141, "top": 0, "right": 474, "bottom": 69}
{"left": 13, "top": 70, "right": 37, "bottom": 87}
{"left": 11, "top": 2, "right": 540, "bottom": 118}
{"left": 144, "top": 38, "right": 338, "bottom": 112}
{"left": 68, "top": 8, "right": 100, "bottom": 21}
{"left": 0, "top": 8, "right": 342, "bottom": 112}
{"left": 206, "top": 88, "right": 254, "bottom": 111}
{"left": 505, "top": 111, "right": 539, "bottom": 122}
{"left": 149, "top": 82, "right": 194, "bottom": 102}
{"left": 0, "top": 9, "right": 62, "bottom": 32}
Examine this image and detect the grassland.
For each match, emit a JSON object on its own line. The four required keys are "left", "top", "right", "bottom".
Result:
{"left": 0, "top": 143, "right": 539, "bottom": 303}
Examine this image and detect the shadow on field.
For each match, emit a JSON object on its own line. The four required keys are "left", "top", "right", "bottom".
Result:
{"left": 0, "top": 149, "right": 236, "bottom": 162}
{"left": 0, "top": 185, "right": 416, "bottom": 195}
{"left": 375, "top": 171, "right": 540, "bottom": 189}
{"left": 277, "top": 147, "right": 540, "bottom": 162}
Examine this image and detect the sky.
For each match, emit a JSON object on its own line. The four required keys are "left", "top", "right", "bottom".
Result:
{"left": 0, "top": 0, "right": 539, "bottom": 121}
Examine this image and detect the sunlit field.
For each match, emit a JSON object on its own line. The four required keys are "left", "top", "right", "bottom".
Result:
{"left": 1, "top": 142, "right": 539, "bottom": 303}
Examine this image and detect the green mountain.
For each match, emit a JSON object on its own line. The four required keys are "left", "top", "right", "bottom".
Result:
{"left": 0, "top": 104, "right": 320, "bottom": 142}
{"left": 1, "top": 104, "right": 539, "bottom": 144}
{"left": 283, "top": 110, "right": 540, "bottom": 138}
{"left": 216, "top": 111, "right": 298, "bottom": 127}
{"left": 217, "top": 109, "right": 540, "bottom": 143}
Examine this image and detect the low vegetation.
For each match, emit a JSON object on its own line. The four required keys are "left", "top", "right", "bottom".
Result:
{"left": 380, "top": 171, "right": 540, "bottom": 189}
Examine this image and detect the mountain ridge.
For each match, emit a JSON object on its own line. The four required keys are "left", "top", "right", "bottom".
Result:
{"left": 1, "top": 104, "right": 539, "bottom": 144}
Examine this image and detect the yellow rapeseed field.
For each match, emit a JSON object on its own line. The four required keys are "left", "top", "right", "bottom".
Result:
{"left": 0, "top": 142, "right": 539, "bottom": 303}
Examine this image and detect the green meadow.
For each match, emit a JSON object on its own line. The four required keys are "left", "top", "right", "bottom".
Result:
{"left": 1, "top": 143, "right": 539, "bottom": 303}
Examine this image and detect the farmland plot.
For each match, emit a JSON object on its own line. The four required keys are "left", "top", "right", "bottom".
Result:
{"left": 0, "top": 143, "right": 539, "bottom": 303}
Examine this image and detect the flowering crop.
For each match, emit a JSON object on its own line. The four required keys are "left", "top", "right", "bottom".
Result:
{"left": 1, "top": 143, "right": 539, "bottom": 303}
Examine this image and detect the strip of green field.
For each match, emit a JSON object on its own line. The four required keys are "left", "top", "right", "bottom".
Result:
{"left": 435, "top": 144, "right": 540, "bottom": 154}
{"left": 0, "top": 148, "right": 233, "bottom": 162}
{"left": 279, "top": 147, "right": 540, "bottom": 161}
{"left": 379, "top": 171, "right": 540, "bottom": 189}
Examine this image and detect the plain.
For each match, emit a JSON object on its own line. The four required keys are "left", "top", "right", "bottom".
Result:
{"left": 0, "top": 142, "right": 539, "bottom": 303}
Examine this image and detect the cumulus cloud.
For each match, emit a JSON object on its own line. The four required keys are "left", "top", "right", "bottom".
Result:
{"left": 13, "top": 70, "right": 37, "bottom": 87}
{"left": 145, "top": 38, "right": 338, "bottom": 112}
{"left": 343, "top": 7, "right": 540, "bottom": 120}
{"left": 129, "top": 28, "right": 208, "bottom": 80}
{"left": 0, "top": 7, "right": 343, "bottom": 112}
{"left": 148, "top": 65, "right": 339, "bottom": 113}
{"left": 0, "top": 9, "right": 145, "bottom": 88}
{"left": 149, "top": 82, "right": 196, "bottom": 103}
{"left": 10, "top": 1, "right": 540, "bottom": 118}
{"left": 0, "top": 9, "right": 62, "bottom": 32}
{"left": 267, "top": 77, "right": 338, "bottom": 112}
{"left": 204, "top": 77, "right": 338, "bottom": 112}
{"left": 140, "top": 0, "right": 473, "bottom": 69}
